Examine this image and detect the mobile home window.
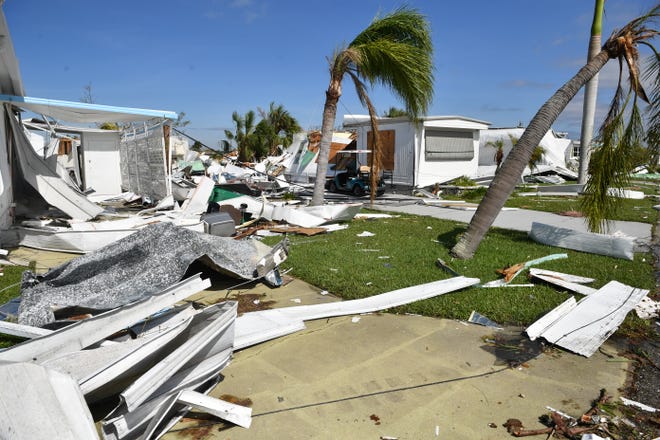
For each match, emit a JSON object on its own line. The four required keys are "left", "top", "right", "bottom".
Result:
{"left": 424, "top": 130, "right": 474, "bottom": 161}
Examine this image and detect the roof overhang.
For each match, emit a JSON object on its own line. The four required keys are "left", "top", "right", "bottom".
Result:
{"left": 0, "top": 94, "right": 178, "bottom": 123}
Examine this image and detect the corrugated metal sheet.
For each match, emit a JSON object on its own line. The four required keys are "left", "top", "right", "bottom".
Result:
{"left": 0, "top": 274, "right": 210, "bottom": 363}
{"left": 525, "top": 281, "right": 649, "bottom": 357}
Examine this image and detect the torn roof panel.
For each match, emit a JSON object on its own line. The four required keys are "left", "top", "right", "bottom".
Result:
{"left": 0, "top": 93, "right": 177, "bottom": 123}
{"left": 526, "top": 281, "right": 649, "bottom": 357}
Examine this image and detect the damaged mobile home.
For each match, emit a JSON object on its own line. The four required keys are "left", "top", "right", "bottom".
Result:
{"left": 342, "top": 115, "right": 577, "bottom": 188}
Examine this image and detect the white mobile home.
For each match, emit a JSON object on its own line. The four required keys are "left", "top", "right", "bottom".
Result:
{"left": 343, "top": 115, "right": 490, "bottom": 188}
{"left": 477, "top": 127, "right": 576, "bottom": 180}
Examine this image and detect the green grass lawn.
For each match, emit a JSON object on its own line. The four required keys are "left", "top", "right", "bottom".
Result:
{"left": 441, "top": 181, "right": 659, "bottom": 224}
{"left": 0, "top": 265, "right": 27, "bottom": 348}
{"left": 262, "top": 212, "right": 654, "bottom": 333}
{"left": 505, "top": 194, "right": 658, "bottom": 223}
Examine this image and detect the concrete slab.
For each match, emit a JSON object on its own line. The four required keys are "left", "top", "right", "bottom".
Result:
{"left": 162, "top": 281, "right": 632, "bottom": 440}
{"left": 370, "top": 200, "right": 652, "bottom": 243}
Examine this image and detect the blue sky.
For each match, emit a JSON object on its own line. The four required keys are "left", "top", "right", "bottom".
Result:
{"left": 4, "top": 0, "right": 658, "bottom": 148}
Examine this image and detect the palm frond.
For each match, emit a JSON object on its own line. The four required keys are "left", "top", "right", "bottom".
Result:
{"left": 347, "top": 6, "right": 434, "bottom": 119}
{"left": 354, "top": 39, "right": 434, "bottom": 118}
{"left": 581, "top": 91, "right": 645, "bottom": 232}
{"left": 644, "top": 46, "right": 660, "bottom": 164}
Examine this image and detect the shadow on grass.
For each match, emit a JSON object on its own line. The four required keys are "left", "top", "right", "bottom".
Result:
{"left": 435, "top": 226, "right": 539, "bottom": 252}
{"left": 436, "top": 227, "right": 465, "bottom": 249}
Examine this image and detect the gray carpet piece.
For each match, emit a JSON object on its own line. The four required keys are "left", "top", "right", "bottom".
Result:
{"left": 17, "top": 222, "right": 286, "bottom": 327}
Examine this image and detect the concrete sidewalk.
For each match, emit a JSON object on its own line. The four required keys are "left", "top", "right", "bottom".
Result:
{"left": 164, "top": 278, "right": 633, "bottom": 440}
{"left": 370, "top": 197, "right": 652, "bottom": 242}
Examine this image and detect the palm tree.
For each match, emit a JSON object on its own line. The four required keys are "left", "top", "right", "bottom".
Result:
{"left": 528, "top": 145, "right": 545, "bottom": 174}
{"left": 222, "top": 111, "right": 257, "bottom": 162}
{"left": 485, "top": 138, "right": 505, "bottom": 169}
{"left": 257, "top": 102, "right": 302, "bottom": 155}
{"left": 508, "top": 134, "right": 545, "bottom": 176}
{"left": 310, "top": 6, "right": 434, "bottom": 206}
{"left": 578, "top": 0, "right": 605, "bottom": 185}
{"left": 383, "top": 107, "right": 409, "bottom": 117}
{"left": 451, "top": 5, "right": 659, "bottom": 259}
{"left": 645, "top": 42, "right": 660, "bottom": 172}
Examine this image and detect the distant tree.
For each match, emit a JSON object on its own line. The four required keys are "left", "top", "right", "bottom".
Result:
{"left": 485, "top": 138, "right": 505, "bottom": 169}
{"left": 528, "top": 145, "right": 545, "bottom": 173}
{"left": 256, "top": 102, "right": 302, "bottom": 155}
{"left": 80, "top": 83, "right": 123, "bottom": 130}
{"left": 223, "top": 111, "right": 258, "bottom": 162}
{"left": 310, "top": 6, "right": 434, "bottom": 206}
{"left": 172, "top": 112, "right": 190, "bottom": 130}
{"left": 382, "top": 106, "right": 409, "bottom": 117}
{"left": 191, "top": 141, "right": 204, "bottom": 152}
{"left": 451, "top": 6, "right": 659, "bottom": 258}
{"left": 98, "top": 122, "right": 119, "bottom": 130}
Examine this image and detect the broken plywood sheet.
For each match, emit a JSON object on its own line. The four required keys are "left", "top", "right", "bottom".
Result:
{"left": 525, "top": 281, "right": 649, "bottom": 357}
{"left": 16, "top": 221, "right": 286, "bottom": 327}
{"left": 0, "top": 362, "right": 99, "bottom": 440}
{"left": 480, "top": 253, "right": 567, "bottom": 287}
{"left": 528, "top": 222, "right": 635, "bottom": 260}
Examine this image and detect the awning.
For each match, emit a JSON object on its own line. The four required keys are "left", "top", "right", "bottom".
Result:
{"left": 0, "top": 94, "right": 178, "bottom": 123}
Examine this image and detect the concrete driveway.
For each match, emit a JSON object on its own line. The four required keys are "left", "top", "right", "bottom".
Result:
{"left": 163, "top": 278, "right": 633, "bottom": 440}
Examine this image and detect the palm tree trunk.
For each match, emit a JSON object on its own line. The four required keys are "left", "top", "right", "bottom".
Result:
{"left": 578, "top": 0, "right": 605, "bottom": 185}
{"left": 311, "top": 82, "right": 341, "bottom": 206}
{"left": 451, "top": 50, "right": 611, "bottom": 259}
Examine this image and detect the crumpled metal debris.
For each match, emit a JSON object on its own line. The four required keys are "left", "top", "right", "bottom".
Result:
{"left": 17, "top": 222, "right": 287, "bottom": 327}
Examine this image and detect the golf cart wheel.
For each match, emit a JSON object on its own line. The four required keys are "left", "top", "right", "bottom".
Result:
{"left": 352, "top": 185, "right": 365, "bottom": 197}
{"left": 329, "top": 181, "right": 338, "bottom": 192}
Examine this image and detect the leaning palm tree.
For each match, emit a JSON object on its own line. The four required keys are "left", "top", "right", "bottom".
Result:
{"left": 451, "top": 5, "right": 659, "bottom": 259}
{"left": 310, "top": 6, "right": 434, "bottom": 206}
